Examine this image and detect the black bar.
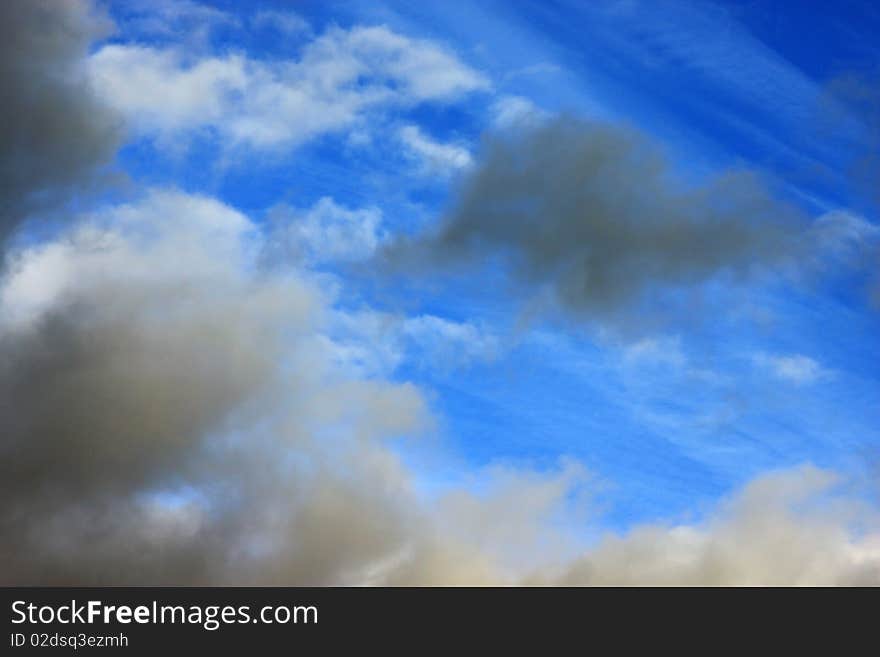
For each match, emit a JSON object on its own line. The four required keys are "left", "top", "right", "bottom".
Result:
{"left": 1, "top": 587, "right": 875, "bottom": 651}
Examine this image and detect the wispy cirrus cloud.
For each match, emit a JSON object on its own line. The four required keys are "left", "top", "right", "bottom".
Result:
{"left": 490, "top": 95, "right": 546, "bottom": 129}
{"left": 251, "top": 9, "right": 311, "bottom": 37}
{"left": 110, "top": 0, "right": 239, "bottom": 43}
{"left": 398, "top": 125, "right": 473, "bottom": 177}
{"left": 752, "top": 353, "right": 831, "bottom": 386}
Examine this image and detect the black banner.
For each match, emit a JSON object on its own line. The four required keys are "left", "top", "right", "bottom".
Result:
{"left": 1, "top": 587, "right": 873, "bottom": 651}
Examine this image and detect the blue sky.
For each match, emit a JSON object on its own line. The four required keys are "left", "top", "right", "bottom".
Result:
{"left": 97, "top": 0, "right": 880, "bottom": 526}
{"left": 2, "top": 0, "right": 879, "bottom": 584}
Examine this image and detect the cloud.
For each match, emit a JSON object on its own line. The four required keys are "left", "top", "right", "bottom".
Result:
{"left": 812, "top": 211, "right": 880, "bottom": 259}
{"left": 317, "top": 309, "right": 499, "bottom": 379}
{"left": 88, "top": 24, "right": 488, "bottom": 151}
{"left": 490, "top": 95, "right": 546, "bottom": 129}
{"left": 0, "top": 188, "right": 567, "bottom": 585}
{"left": 0, "top": 0, "right": 122, "bottom": 241}
{"left": 399, "top": 314, "right": 499, "bottom": 370}
{"left": 753, "top": 353, "right": 830, "bottom": 386}
{"left": 3, "top": 3, "right": 878, "bottom": 587}
{"left": 539, "top": 465, "right": 880, "bottom": 586}
{"left": 264, "top": 197, "right": 387, "bottom": 265}
{"left": 621, "top": 335, "right": 687, "bottom": 369}
{"left": 112, "top": 0, "right": 239, "bottom": 43}
{"left": 0, "top": 189, "right": 421, "bottom": 584}
{"left": 399, "top": 125, "right": 473, "bottom": 176}
{"left": 386, "top": 461, "right": 592, "bottom": 584}
{"left": 389, "top": 116, "right": 807, "bottom": 328}
{"left": 0, "top": 197, "right": 876, "bottom": 585}
{"left": 251, "top": 9, "right": 311, "bottom": 37}
{"left": 0, "top": 190, "right": 306, "bottom": 498}
{"left": 809, "top": 211, "right": 880, "bottom": 303}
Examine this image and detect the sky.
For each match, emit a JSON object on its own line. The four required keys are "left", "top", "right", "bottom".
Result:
{"left": 0, "top": 0, "right": 879, "bottom": 585}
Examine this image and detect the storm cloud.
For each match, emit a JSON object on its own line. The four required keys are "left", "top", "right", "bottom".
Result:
{"left": 0, "top": 0, "right": 122, "bottom": 240}
{"left": 390, "top": 116, "right": 806, "bottom": 324}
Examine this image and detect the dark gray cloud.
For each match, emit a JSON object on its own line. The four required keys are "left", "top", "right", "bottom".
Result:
{"left": 0, "top": 192, "right": 285, "bottom": 582}
{"left": 390, "top": 116, "right": 806, "bottom": 325}
{"left": 0, "top": 0, "right": 122, "bottom": 241}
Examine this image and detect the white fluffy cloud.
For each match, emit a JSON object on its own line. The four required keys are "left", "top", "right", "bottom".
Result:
{"left": 88, "top": 24, "right": 489, "bottom": 150}
{"left": 540, "top": 466, "right": 880, "bottom": 585}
